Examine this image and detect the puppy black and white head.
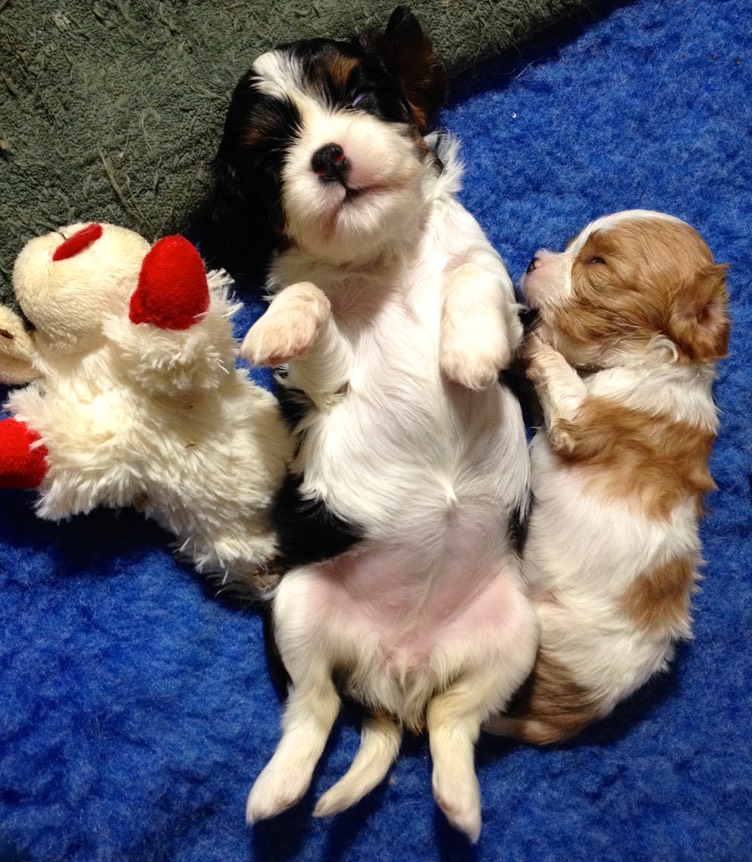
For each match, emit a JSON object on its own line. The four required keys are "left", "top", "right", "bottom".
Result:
{"left": 198, "top": 6, "right": 444, "bottom": 277}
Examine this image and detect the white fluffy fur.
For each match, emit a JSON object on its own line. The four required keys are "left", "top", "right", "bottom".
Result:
{"left": 3, "top": 223, "right": 292, "bottom": 587}
{"left": 241, "top": 112, "right": 538, "bottom": 841}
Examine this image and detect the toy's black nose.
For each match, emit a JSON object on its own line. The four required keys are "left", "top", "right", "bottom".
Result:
{"left": 311, "top": 143, "right": 350, "bottom": 184}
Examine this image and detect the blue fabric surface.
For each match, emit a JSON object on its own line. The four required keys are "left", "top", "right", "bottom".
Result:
{"left": 1, "top": 0, "right": 751, "bottom": 859}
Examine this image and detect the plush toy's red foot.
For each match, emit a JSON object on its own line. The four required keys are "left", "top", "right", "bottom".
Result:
{"left": 129, "top": 236, "right": 210, "bottom": 330}
{"left": 0, "top": 418, "right": 48, "bottom": 488}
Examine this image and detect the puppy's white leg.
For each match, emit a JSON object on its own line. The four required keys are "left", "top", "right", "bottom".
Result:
{"left": 313, "top": 714, "right": 402, "bottom": 817}
{"left": 246, "top": 671, "right": 341, "bottom": 824}
{"left": 426, "top": 674, "right": 494, "bottom": 844}
{"left": 240, "top": 282, "right": 330, "bottom": 366}
{"left": 428, "top": 594, "right": 539, "bottom": 843}
{"left": 284, "top": 314, "right": 352, "bottom": 409}
{"left": 440, "top": 262, "right": 522, "bottom": 389}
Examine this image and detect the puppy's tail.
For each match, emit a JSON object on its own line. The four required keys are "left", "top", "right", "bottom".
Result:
{"left": 483, "top": 713, "right": 568, "bottom": 746}
{"left": 313, "top": 714, "right": 402, "bottom": 817}
{"left": 483, "top": 649, "right": 601, "bottom": 746}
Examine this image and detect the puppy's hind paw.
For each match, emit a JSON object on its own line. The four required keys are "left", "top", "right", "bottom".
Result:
{"left": 312, "top": 786, "right": 350, "bottom": 818}
{"left": 432, "top": 766, "right": 482, "bottom": 843}
{"left": 433, "top": 786, "right": 482, "bottom": 844}
{"left": 245, "top": 773, "right": 308, "bottom": 825}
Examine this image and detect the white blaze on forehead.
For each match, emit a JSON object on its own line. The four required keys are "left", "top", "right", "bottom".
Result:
{"left": 252, "top": 50, "right": 305, "bottom": 101}
{"left": 569, "top": 209, "right": 686, "bottom": 254}
{"left": 251, "top": 49, "right": 339, "bottom": 130}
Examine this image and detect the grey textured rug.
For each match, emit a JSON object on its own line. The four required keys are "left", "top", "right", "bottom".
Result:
{"left": 0, "top": 0, "right": 592, "bottom": 305}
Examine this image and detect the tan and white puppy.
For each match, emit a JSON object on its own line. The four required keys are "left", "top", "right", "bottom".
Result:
{"left": 485, "top": 210, "right": 730, "bottom": 744}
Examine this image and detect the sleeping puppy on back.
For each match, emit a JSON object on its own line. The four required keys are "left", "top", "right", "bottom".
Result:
{"left": 485, "top": 210, "right": 730, "bottom": 745}
{"left": 203, "top": 6, "right": 538, "bottom": 841}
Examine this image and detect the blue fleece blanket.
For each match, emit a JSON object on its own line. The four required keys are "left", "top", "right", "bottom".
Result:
{"left": 1, "top": 1, "right": 750, "bottom": 859}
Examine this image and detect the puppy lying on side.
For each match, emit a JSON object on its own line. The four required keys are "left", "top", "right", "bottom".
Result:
{"left": 203, "top": 6, "right": 538, "bottom": 840}
{"left": 485, "top": 210, "right": 730, "bottom": 745}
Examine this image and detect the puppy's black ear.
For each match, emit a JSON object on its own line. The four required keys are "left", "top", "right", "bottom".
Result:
{"left": 191, "top": 70, "right": 283, "bottom": 281}
{"left": 193, "top": 155, "right": 278, "bottom": 281}
{"left": 361, "top": 6, "right": 445, "bottom": 134}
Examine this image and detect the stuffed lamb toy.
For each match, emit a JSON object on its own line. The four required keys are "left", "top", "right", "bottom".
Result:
{"left": 0, "top": 222, "right": 292, "bottom": 591}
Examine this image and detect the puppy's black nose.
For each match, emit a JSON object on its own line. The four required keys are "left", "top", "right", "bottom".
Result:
{"left": 312, "top": 143, "right": 350, "bottom": 184}
{"left": 526, "top": 257, "right": 541, "bottom": 273}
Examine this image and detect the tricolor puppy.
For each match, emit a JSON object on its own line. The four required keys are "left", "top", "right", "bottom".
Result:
{"left": 207, "top": 7, "right": 538, "bottom": 841}
{"left": 484, "top": 210, "right": 730, "bottom": 745}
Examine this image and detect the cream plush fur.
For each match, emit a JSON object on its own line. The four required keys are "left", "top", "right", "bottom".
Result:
{"left": 0, "top": 223, "right": 292, "bottom": 591}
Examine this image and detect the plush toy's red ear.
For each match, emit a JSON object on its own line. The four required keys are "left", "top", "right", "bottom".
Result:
{"left": 129, "top": 236, "right": 210, "bottom": 330}
{"left": 52, "top": 223, "right": 104, "bottom": 261}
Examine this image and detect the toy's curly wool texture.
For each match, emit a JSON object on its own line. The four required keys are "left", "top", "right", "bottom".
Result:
{"left": 2, "top": 223, "right": 293, "bottom": 590}
{"left": 0, "top": 0, "right": 596, "bottom": 307}
{"left": 1, "top": 0, "right": 751, "bottom": 860}
{"left": 7, "top": 270, "right": 291, "bottom": 575}
{"left": 112, "top": 275, "right": 244, "bottom": 396}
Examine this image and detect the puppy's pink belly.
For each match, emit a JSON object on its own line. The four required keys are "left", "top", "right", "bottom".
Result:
{"left": 320, "top": 548, "right": 526, "bottom": 670}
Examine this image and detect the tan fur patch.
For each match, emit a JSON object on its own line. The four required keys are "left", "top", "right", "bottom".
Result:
{"left": 504, "top": 648, "right": 601, "bottom": 744}
{"left": 326, "top": 55, "right": 359, "bottom": 92}
{"left": 241, "top": 101, "right": 290, "bottom": 148}
{"left": 551, "top": 398, "right": 717, "bottom": 519}
{"left": 620, "top": 556, "right": 698, "bottom": 634}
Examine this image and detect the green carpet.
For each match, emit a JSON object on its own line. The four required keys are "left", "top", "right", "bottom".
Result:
{"left": 0, "top": 0, "right": 592, "bottom": 306}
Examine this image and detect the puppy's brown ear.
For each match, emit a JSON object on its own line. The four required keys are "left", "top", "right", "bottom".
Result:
{"left": 361, "top": 7, "right": 445, "bottom": 134}
{"left": 667, "top": 263, "right": 730, "bottom": 363}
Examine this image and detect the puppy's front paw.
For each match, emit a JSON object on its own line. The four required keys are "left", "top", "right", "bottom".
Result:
{"left": 524, "top": 334, "right": 562, "bottom": 384}
{"left": 439, "top": 262, "right": 521, "bottom": 389}
{"left": 523, "top": 331, "right": 548, "bottom": 362}
{"left": 548, "top": 419, "right": 577, "bottom": 455}
{"left": 240, "top": 282, "right": 330, "bottom": 366}
{"left": 440, "top": 335, "right": 510, "bottom": 390}
{"left": 441, "top": 314, "right": 514, "bottom": 389}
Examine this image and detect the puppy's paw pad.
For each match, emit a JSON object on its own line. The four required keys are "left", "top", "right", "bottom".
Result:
{"left": 432, "top": 766, "right": 482, "bottom": 843}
